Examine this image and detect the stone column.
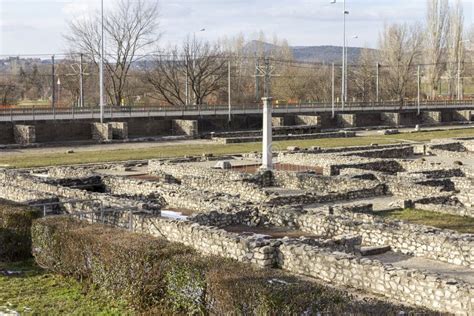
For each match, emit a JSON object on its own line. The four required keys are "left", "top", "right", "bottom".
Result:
{"left": 262, "top": 97, "right": 273, "bottom": 170}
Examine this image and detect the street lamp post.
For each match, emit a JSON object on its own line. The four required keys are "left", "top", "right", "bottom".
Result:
{"left": 99, "top": 0, "right": 105, "bottom": 123}
{"left": 331, "top": 0, "right": 349, "bottom": 110}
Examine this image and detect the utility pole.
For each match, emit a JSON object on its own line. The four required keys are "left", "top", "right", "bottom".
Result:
{"left": 264, "top": 57, "right": 270, "bottom": 97}
{"left": 79, "top": 53, "right": 84, "bottom": 108}
{"left": 376, "top": 62, "right": 380, "bottom": 103}
{"left": 255, "top": 57, "right": 260, "bottom": 102}
{"left": 331, "top": 63, "right": 335, "bottom": 118}
{"left": 185, "top": 55, "right": 189, "bottom": 106}
{"left": 228, "top": 59, "right": 231, "bottom": 122}
{"left": 417, "top": 65, "right": 421, "bottom": 115}
{"left": 51, "top": 55, "right": 55, "bottom": 111}
{"left": 254, "top": 57, "right": 279, "bottom": 99}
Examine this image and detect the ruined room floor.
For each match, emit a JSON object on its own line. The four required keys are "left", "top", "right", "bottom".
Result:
{"left": 367, "top": 251, "right": 474, "bottom": 284}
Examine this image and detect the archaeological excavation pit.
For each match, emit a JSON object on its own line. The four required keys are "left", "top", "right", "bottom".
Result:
{"left": 1, "top": 139, "right": 474, "bottom": 314}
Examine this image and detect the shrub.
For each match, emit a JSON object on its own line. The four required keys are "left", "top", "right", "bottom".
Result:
{"left": 0, "top": 200, "right": 41, "bottom": 261}
{"left": 31, "top": 216, "right": 193, "bottom": 310}
{"left": 31, "top": 217, "right": 432, "bottom": 315}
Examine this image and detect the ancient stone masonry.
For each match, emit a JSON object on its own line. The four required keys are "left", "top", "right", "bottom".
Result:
{"left": 421, "top": 111, "right": 442, "bottom": 125}
{"left": 136, "top": 215, "right": 278, "bottom": 267}
{"left": 91, "top": 123, "right": 112, "bottom": 141}
{"left": 110, "top": 122, "right": 128, "bottom": 140}
{"left": 4, "top": 138, "right": 474, "bottom": 314}
{"left": 296, "top": 205, "right": 474, "bottom": 269}
{"left": 13, "top": 125, "right": 36, "bottom": 145}
{"left": 172, "top": 119, "right": 198, "bottom": 137}
{"left": 274, "top": 171, "right": 381, "bottom": 194}
{"left": 0, "top": 171, "right": 164, "bottom": 214}
{"left": 294, "top": 115, "right": 321, "bottom": 126}
{"left": 277, "top": 242, "right": 472, "bottom": 314}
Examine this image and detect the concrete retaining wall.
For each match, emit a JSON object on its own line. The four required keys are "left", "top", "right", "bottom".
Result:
{"left": 0, "top": 123, "right": 14, "bottom": 144}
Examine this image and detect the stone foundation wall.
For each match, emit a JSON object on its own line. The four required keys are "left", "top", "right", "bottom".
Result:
{"left": 136, "top": 215, "right": 277, "bottom": 267}
{"left": 274, "top": 171, "right": 379, "bottom": 194}
{"left": 421, "top": 111, "right": 442, "bottom": 125}
{"left": 297, "top": 207, "right": 474, "bottom": 268}
{"left": 101, "top": 176, "right": 249, "bottom": 215}
{"left": 0, "top": 171, "right": 163, "bottom": 213}
{"left": 278, "top": 151, "right": 406, "bottom": 176}
{"left": 14, "top": 125, "right": 36, "bottom": 144}
{"left": 277, "top": 242, "right": 472, "bottom": 314}
{"left": 453, "top": 110, "right": 472, "bottom": 121}
{"left": 172, "top": 120, "right": 198, "bottom": 137}
{"left": 453, "top": 177, "right": 474, "bottom": 210}
{"left": 272, "top": 117, "right": 285, "bottom": 127}
{"left": 294, "top": 115, "right": 321, "bottom": 126}
{"left": 91, "top": 123, "right": 112, "bottom": 141}
{"left": 414, "top": 202, "right": 474, "bottom": 217}
{"left": 181, "top": 176, "right": 269, "bottom": 202}
{"left": 148, "top": 161, "right": 250, "bottom": 182}
{"left": 342, "top": 146, "right": 414, "bottom": 159}
{"left": 381, "top": 112, "right": 400, "bottom": 126}
{"left": 337, "top": 114, "right": 356, "bottom": 127}
{"left": 110, "top": 122, "right": 128, "bottom": 140}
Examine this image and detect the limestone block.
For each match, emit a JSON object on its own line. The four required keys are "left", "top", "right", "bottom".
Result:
{"left": 295, "top": 115, "right": 321, "bottom": 126}
{"left": 110, "top": 122, "right": 128, "bottom": 140}
{"left": 14, "top": 125, "right": 36, "bottom": 145}
{"left": 172, "top": 120, "right": 198, "bottom": 137}
{"left": 91, "top": 123, "right": 112, "bottom": 141}
{"left": 421, "top": 111, "right": 442, "bottom": 125}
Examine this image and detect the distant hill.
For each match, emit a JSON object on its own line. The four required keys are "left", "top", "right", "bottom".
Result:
{"left": 245, "top": 40, "right": 375, "bottom": 64}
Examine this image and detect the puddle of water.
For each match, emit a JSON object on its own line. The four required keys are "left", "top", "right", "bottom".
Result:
{"left": 161, "top": 210, "right": 189, "bottom": 221}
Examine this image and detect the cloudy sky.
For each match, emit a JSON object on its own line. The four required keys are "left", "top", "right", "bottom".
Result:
{"left": 0, "top": 0, "right": 473, "bottom": 56}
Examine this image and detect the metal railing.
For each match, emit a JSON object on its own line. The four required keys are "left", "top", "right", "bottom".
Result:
{"left": 29, "top": 199, "right": 148, "bottom": 232}
{"left": 1, "top": 100, "right": 473, "bottom": 122}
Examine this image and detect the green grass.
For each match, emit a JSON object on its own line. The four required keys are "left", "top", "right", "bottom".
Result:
{"left": 1, "top": 127, "right": 474, "bottom": 169}
{"left": 385, "top": 127, "right": 474, "bottom": 142}
{"left": 0, "top": 136, "right": 402, "bottom": 169}
{"left": 0, "top": 260, "right": 132, "bottom": 315}
{"left": 378, "top": 209, "right": 474, "bottom": 234}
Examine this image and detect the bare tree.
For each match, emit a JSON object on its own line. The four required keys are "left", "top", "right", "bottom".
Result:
{"left": 425, "top": 0, "right": 450, "bottom": 99}
{"left": 65, "top": 0, "right": 161, "bottom": 106}
{"left": 446, "top": 0, "right": 464, "bottom": 98}
{"left": 352, "top": 48, "right": 377, "bottom": 102}
{"left": 0, "top": 77, "right": 21, "bottom": 106}
{"left": 146, "top": 39, "right": 228, "bottom": 106}
{"left": 378, "top": 23, "right": 423, "bottom": 103}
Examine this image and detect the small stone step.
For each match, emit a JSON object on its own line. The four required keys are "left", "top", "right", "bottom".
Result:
{"left": 360, "top": 245, "right": 391, "bottom": 256}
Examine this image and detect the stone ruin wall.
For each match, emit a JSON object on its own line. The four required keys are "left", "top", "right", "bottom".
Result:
{"left": 278, "top": 242, "right": 472, "bottom": 315}
{"left": 1, "top": 162, "right": 473, "bottom": 314}
{"left": 297, "top": 206, "right": 474, "bottom": 269}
